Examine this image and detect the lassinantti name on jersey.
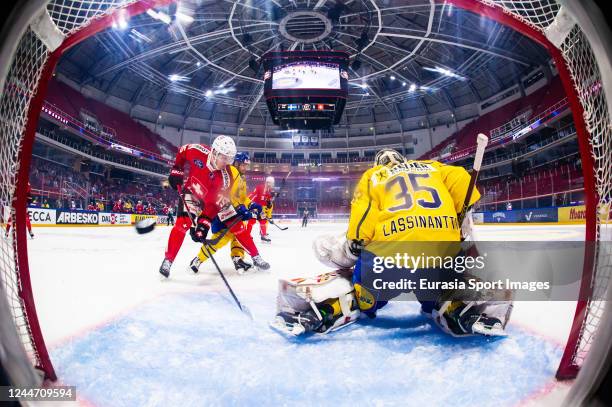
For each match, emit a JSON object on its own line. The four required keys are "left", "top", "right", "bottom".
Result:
{"left": 347, "top": 160, "right": 480, "bottom": 244}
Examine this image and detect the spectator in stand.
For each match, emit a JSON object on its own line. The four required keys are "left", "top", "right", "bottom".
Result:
{"left": 146, "top": 203, "right": 156, "bottom": 215}
{"left": 506, "top": 202, "right": 513, "bottom": 211}
{"left": 135, "top": 200, "right": 144, "bottom": 214}
{"left": 113, "top": 199, "right": 122, "bottom": 213}
{"left": 70, "top": 199, "right": 76, "bottom": 210}
{"left": 87, "top": 202, "right": 96, "bottom": 211}
{"left": 123, "top": 200, "right": 133, "bottom": 213}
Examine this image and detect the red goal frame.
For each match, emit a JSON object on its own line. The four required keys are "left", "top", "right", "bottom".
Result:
{"left": 444, "top": 1, "right": 599, "bottom": 380}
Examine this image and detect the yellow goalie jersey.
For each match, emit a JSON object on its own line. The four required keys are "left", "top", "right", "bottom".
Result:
{"left": 347, "top": 160, "right": 480, "bottom": 244}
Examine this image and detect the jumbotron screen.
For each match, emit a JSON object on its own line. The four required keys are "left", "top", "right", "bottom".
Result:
{"left": 272, "top": 62, "right": 340, "bottom": 90}
{"left": 262, "top": 51, "right": 349, "bottom": 130}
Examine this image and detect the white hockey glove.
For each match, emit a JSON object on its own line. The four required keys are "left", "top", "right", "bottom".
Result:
{"left": 313, "top": 233, "right": 360, "bottom": 269}
{"left": 461, "top": 208, "right": 476, "bottom": 242}
{"left": 184, "top": 193, "right": 201, "bottom": 220}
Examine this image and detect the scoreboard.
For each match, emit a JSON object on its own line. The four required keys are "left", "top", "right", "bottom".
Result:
{"left": 262, "top": 51, "right": 349, "bottom": 131}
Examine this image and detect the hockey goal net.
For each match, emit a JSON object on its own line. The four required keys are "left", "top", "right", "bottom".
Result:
{"left": 0, "top": 0, "right": 609, "bottom": 382}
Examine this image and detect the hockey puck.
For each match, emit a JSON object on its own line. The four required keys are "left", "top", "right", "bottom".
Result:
{"left": 135, "top": 217, "right": 156, "bottom": 234}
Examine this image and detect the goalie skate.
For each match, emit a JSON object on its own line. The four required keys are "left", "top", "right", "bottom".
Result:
{"left": 269, "top": 311, "right": 320, "bottom": 336}
{"left": 466, "top": 314, "right": 507, "bottom": 337}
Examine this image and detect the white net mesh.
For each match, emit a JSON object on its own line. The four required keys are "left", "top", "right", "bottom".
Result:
{"left": 47, "top": 0, "right": 138, "bottom": 36}
{"left": 557, "top": 24, "right": 612, "bottom": 370}
{"left": 480, "top": 0, "right": 561, "bottom": 31}
{"left": 0, "top": 28, "right": 50, "bottom": 373}
{"left": 0, "top": 0, "right": 141, "bottom": 379}
{"left": 0, "top": 0, "right": 609, "bottom": 381}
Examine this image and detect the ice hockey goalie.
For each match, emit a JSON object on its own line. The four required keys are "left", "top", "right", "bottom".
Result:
{"left": 271, "top": 149, "right": 513, "bottom": 338}
{"left": 271, "top": 234, "right": 513, "bottom": 338}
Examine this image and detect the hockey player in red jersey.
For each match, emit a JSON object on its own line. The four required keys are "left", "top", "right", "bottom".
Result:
{"left": 247, "top": 176, "right": 275, "bottom": 242}
{"left": 5, "top": 182, "right": 34, "bottom": 239}
{"left": 135, "top": 200, "right": 144, "bottom": 214}
{"left": 159, "top": 136, "right": 270, "bottom": 278}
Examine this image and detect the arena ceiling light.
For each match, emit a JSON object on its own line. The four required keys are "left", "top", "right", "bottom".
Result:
{"left": 423, "top": 66, "right": 467, "bottom": 81}
{"left": 175, "top": 3, "right": 195, "bottom": 25}
{"left": 146, "top": 9, "right": 171, "bottom": 24}
{"left": 112, "top": 10, "right": 130, "bottom": 30}
{"left": 409, "top": 84, "right": 417, "bottom": 92}
{"left": 168, "top": 74, "right": 189, "bottom": 82}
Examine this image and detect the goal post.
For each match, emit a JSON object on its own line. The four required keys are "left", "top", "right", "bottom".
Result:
{"left": 0, "top": 0, "right": 610, "bottom": 386}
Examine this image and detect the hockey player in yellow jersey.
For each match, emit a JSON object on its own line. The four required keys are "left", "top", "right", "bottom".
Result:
{"left": 347, "top": 150, "right": 479, "bottom": 244}
{"left": 189, "top": 152, "right": 264, "bottom": 274}
{"left": 272, "top": 148, "right": 510, "bottom": 338}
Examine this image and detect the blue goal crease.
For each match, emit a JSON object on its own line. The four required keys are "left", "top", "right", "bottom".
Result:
{"left": 51, "top": 292, "right": 562, "bottom": 407}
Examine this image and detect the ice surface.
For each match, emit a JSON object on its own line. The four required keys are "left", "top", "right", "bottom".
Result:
{"left": 27, "top": 222, "right": 584, "bottom": 406}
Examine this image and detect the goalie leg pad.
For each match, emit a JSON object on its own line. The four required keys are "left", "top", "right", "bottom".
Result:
{"left": 272, "top": 270, "right": 360, "bottom": 336}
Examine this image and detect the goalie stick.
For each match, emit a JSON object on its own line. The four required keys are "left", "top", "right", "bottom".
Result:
{"left": 457, "top": 133, "right": 488, "bottom": 228}
{"left": 176, "top": 185, "right": 253, "bottom": 320}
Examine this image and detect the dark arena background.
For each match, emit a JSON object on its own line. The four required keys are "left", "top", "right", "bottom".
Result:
{"left": 1, "top": 1, "right": 612, "bottom": 406}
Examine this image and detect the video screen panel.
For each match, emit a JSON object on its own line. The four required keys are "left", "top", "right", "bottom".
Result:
{"left": 272, "top": 62, "right": 340, "bottom": 90}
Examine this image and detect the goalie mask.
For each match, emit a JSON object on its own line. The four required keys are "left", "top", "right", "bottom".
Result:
{"left": 374, "top": 149, "right": 406, "bottom": 167}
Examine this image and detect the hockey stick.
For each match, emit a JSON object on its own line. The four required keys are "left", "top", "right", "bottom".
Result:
{"left": 176, "top": 186, "right": 253, "bottom": 319}
{"left": 176, "top": 185, "right": 241, "bottom": 246}
{"left": 457, "top": 133, "right": 489, "bottom": 228}
{"left": 201, "top": 243, "right": 253, "bottom": 320}
{"left": 267, "top": 218, "right": 288, "bottom": 231}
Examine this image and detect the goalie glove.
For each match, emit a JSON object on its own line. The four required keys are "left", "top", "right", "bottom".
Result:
{"left": 313, "top": 233, "right": 361, "bottom": 269}
{"left": 190, "top": 215, "right": 211, "bottom": 243}
{"left": 168, "top": 167, "right": 184, "bottom": 190}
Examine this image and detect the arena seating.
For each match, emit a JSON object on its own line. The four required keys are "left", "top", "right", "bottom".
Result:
{"left": 45, "top": 79, "right": 176, "bottom": 157}
{"left": 423, "top": 77, "right": 566, "bottom": 159}
{"left": 33, "top": 77, "right": 583, "bottom": 216}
